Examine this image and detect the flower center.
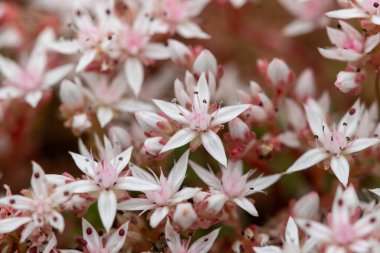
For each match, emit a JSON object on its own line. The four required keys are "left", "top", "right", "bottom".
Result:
{"left": 162, "top": 0, "right": 188, "bottom": 23}
{"left": 333, "top": 223, "right": 356, "bottom": 244}
{"left": 95, "top": 161, "right": 118, "bottom": 189}
{"left": 322, "top": 131, "right": 347, "bottom": 154}
{"left": 187, "top": 111, "right": 211, "bottom": 131}
{"left": 124, "top": 30, "right": 146, "bottom": 55}
{"left": 19, "top": 71, "right": 39, "bottom": 91}
{"left": 146, "top": 179, "right": 172, "bottom": 206}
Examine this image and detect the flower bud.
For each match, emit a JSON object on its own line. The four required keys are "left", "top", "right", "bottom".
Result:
{"left": 173, "top": 203, "right": 197, "bottom": 229}
{"left": 335, "top": 70, "right": 365, "bottom": 94}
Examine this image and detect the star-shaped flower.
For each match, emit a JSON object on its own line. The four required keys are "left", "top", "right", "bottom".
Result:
{"left": 286, "top": 100, "right": 380, "bottom": 186}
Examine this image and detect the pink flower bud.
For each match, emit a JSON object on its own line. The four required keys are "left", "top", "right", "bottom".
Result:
{"left": 173, "top": 203, "right": 197, "bottom": 229}
{"left": 335, "top": 70, "right": 365, "bottom": 94}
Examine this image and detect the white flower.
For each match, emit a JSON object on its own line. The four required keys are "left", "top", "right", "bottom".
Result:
{"left": 278, "top": 0, "right": 331, "bottom": 36}
{"left": 165, "top": 220, "right": 220, "bottom": 253}
{"left": 318, "top": 21, "right": 380, "bottom": 62}
{"left": 0, "top": 162, "right": 73, "bottom": 243}
{"left": 69, "top": 137, "right": 160, "bottom": 232}
{"left": 286, "top": 100, "right": 380, "bottom": 186}
{"left": 60, "top": 219, "right": 129, "bottom": 253}
{"left": 0, "top": 28, "right": 73, "bottom": 107}
{"left": 254, "top": 217, "right": 317, "bottom": 253}
{"left": 117, "top": 150, "right": 201, "bottom": 228}
{"left": 326, "top": 0, "right": 380, "bottom": 25}
{"left": 190, "top": 160, "right": 281, "bottom": 215}
{"left": 152, "top": 73, "right": 249, "bottom": 166}
{"left": 296, "top": 186, "right": 380, "bottom": 253}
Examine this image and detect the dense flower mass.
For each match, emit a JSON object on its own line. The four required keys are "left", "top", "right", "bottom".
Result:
{"left": 3, "top": 0, "right": 380, "bottom": 252}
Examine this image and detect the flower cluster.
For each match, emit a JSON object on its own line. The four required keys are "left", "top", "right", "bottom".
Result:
{"left": 2, "top": 0, "right": 380, "bottom": 252}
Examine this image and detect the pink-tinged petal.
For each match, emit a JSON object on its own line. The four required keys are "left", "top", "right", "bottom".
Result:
{"left": 287, "top": 149, "right": 329, "bottom": 173}
{"left": 0, "top": 55, "right": 22, "bottom": 83}
{"left": 173, "top": 203, "right": 197, "bottom": 229}
{"left": 42, "top": 64, "right": 74, "bottom": 88}
{"left": 188, "top": 227, "right": 220, "bottom": 253}
{"left": 338, "top": 100, "right": 361, "bottom": 137}
{"left": 105, "top": 221, "right": 129, "bottom": 252}
{"left": 153, "top": 99, "right": 189, "bottom": 124}
{"left": 349, "top": 240, "right": 371, "bottom": 253}
{"left": 25, "top": 91, "right": 43, "bottom": 108}
{"left": 69, "top": 152, "right": 97, "bottom": 178}
{"left": 116, "top": 99, "right": 153, "bottom": 113}
{"left": 246, "top": 174, "right": 281, "bottom": 193}
{"left": 59, "top": 79, "right": 85, "bottom": 110}
{"left": 285, "top": 99, "right": 307, "bottom": 131}
{"left": 295, "top": 69, "right": 316, "bottom": 100}
{"left": 42, "top": 234, "right": 57, "bottom": 253}
{"left": 125, "top": 58, "right": 144, "bottom": 96}
{"left": 48, "top": 211, "right": 65, "bottom": 233}
{"left": 71, "top": 180, "right": 99, "bottom": 194}
{"left": 354, "top": 211, "right": 380, "bottom": 237}
{"left": 301, "top": 237, "right": 319, "bottom": 253}
{"left": 0, "top": 195, "right": 33, "bottom": 210}
{"left": 229, "top": 118, "right": 250, "bottom": 140}
{"left": 296, "top": 218, "right": 332, "bottom": 241}
{"left": 115, "top": 176, "right": 160, "bottom": 191}
{"left": 130, "top": 163, "right": 157, "bottom": 184}
{"left": 49, "top": 40, "right": 81, "bottom": 54}
{"left": 31, "top": 161, "right": 48, "bottom": 197}
{"left": 59, "top": 251, "right": 82, "bottom": 253}
{"left": 278, "top": 131, "right": 302, "bottom": 148}
{"left": 253, "top": 246, "right": 282, "bottom": 253}
{"left": 318, "top": 48, "right": 347, "bottom": 61}
{"left": 233, "top": 197, "right": 258, "bottom": 216}
{"left": 365, "top": 34, "right": 380, "bottom": 53}
{"left": 326, "top": 27, "right": 348, "bottom": 48}
{"left": 283, "top": 20, "right": 315, "bottom": 37}
{"left": 211, "top": 104, "right": 250, "bottom": 126}
{"left": 168, "top": 150, "right": 189, "bottom": 192}
{"left": 113, "top": 147, "right": 133, "bottom": 174}
{"left": 171, "top": 187, "right": 201, "bottom": 204}
{"left": 345, "top": 138, "right": 380, "bottom": 154}
{"left": 305, "top": 104, "right": 330, "bottom": 138}
{"left": 371, "top": 15, "right": 380, "bottom": 25}
{"left": 168, "top": 39, "right": 192, "bottom": 64}
{"left": 189, "top": 161, "right": 221, "bottom": 189}
{"left": 176, "top": 22, "right": 210, "bottom": 39}
{"left": 230, "top": 0, "right": 247, "bottom": 8}
{"left": 27, "top": 47, "right": 47, "bottom": 78}
{"left": 330, "top": 155, "right": 350, "bottom": 187}
{"left": 117, "top": 198, "right": 156, "bottom": 211}
{"left": 285, "top": 217, "right": 299, "bottom": 246}
{"left": 207, "top": 193, "right": 228, "bottom": 212}
{"left": 76, "top": 49, "right": 96, "bottom": 72}
{"left": 325, "top": 245, "right": 345, "bottom": 253}
{"left": 193, "top": 73, "right": 210, "bottom": 111}
{"left": 174, "top": 79, "right": 192, "bottom": 106}
{"left": 267, "top": 58, "right": 290, "bottom": 85}
{"left": 135, "top": 111, "right": 169, "bottom": 132}
{"left": 201, "top": 131, "right": 227, "bottom": 166}
{"left": 143, "top": 43, "right": 170, "bottom": 60}
{"left": 165, "top": 220, "right": 182, "bottom": 252}
{"left": 82, "top": 219, "right": 102, "bottom": 250}
{"left": 150, "top": 206, "right": 169, "bottom": 228}
{"left": 193, "top": 50, "right": 217, "bottom": 76}
{"left": 292, "top": 192, "right": 320, "bottom": 219}
{"left": 97, "top": 107, "right": 114, "bottom": 128}
{"left": 325, "top": 9, "right": 369, "bottom": 19}
{"left": 339, "top": 20, "right": 362, "bottom": 41}
{"left": 50, "top": 184, "right": 76, "bottom": 206}
{"left": 161, "top": 128, "right": 197, "bottom": 153}
{"left": 336, "top": 48, "right": 363, "bottom": 62}
{"left": 98, "top": 190, "right": 117, "bottom": 232}
{"left": 20, "top": 222, "right": 37, "bottom": 242}
{"left": 0, "top": 217, "right": 32, "bottom": 233}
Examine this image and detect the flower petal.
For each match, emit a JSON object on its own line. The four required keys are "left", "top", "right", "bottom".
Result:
{"left": 167, "top": 150, "right": 189, "bottom": 192}
{"left": 176, "top": 22, "right": 210, "bottom": 39}
{"left": 97, "top": 107, "right": 114, "bottom": 128}
{"left": 150, "top": 206, "right": 169, "bottom": 228}
{"left": 0, "top": 217, "right": 32, "bottom": 233}
{"left": 211, "top": 104, "right": 250, "bottom": 126}
{"left": 48, "top": 211, "right": 65, "bottom": 233}
{"left": 233, "top": 197, "right": 258, "bottom": 216}
{"left": 113, "top": 147, "right": 133, "bottom": 174}
{"left": 42, "top": 64, "right": 74, "bottom": 88}
{"left": 117, "top": 198, "right": 156, "bottom": 211}
{"left": 296, "top": 218, "right": 332, "bottom": 241}
{"left": 330, "top": 155, "right": 350, "bottom": 187}
{"left": 189, "top": 161, "right": 221, "bottom": 189}
{"left": 153, "top": 99, "right": 189, "bottom": 124}
{"left": 285, "top": 217, "right": 299, "bottom": 246}
{"left": 25, "top": 91, "right": 43, "bottom": 108}
{"left": 286, "top": 149, "right": 329, "bottom": 173}
{"left": 31, "top": 161, "right": 48, "bottom": 197}
{"left": 69, "top": 152, "right": 97, "bottom": 178}
{"left": 325, "top": 9, "right": 369, "bottom": 19}
{"left": 165, "top": 220, "right": 182, "bottom": 253}
{"left": 161, "top": 128, "right": 197, "bottom": 153}
{"left": 201, "top": 131, "right": 227, "bottom": 166}
{"left": 76, "top": 49, "right": 96, "bottom": 72}
{"left": 125, "top": 58, "right": 144, "bottom": 96}
{"left": 188, "top": 228, "right": 221, "bottom": 253}
{"left": 98, "top": 190, "right": 117, "bottom": 232}
{"left": 345, "top": 138, "right": 380, "bottom": 154}
{"left": 115, "top": 176, "right": 160, "bottom": 191}
{"left": 105, "top": 221, "right": 130, "bottom": 253}
{"left": 82, "top": 219, "right": 102, "bottom": 250}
